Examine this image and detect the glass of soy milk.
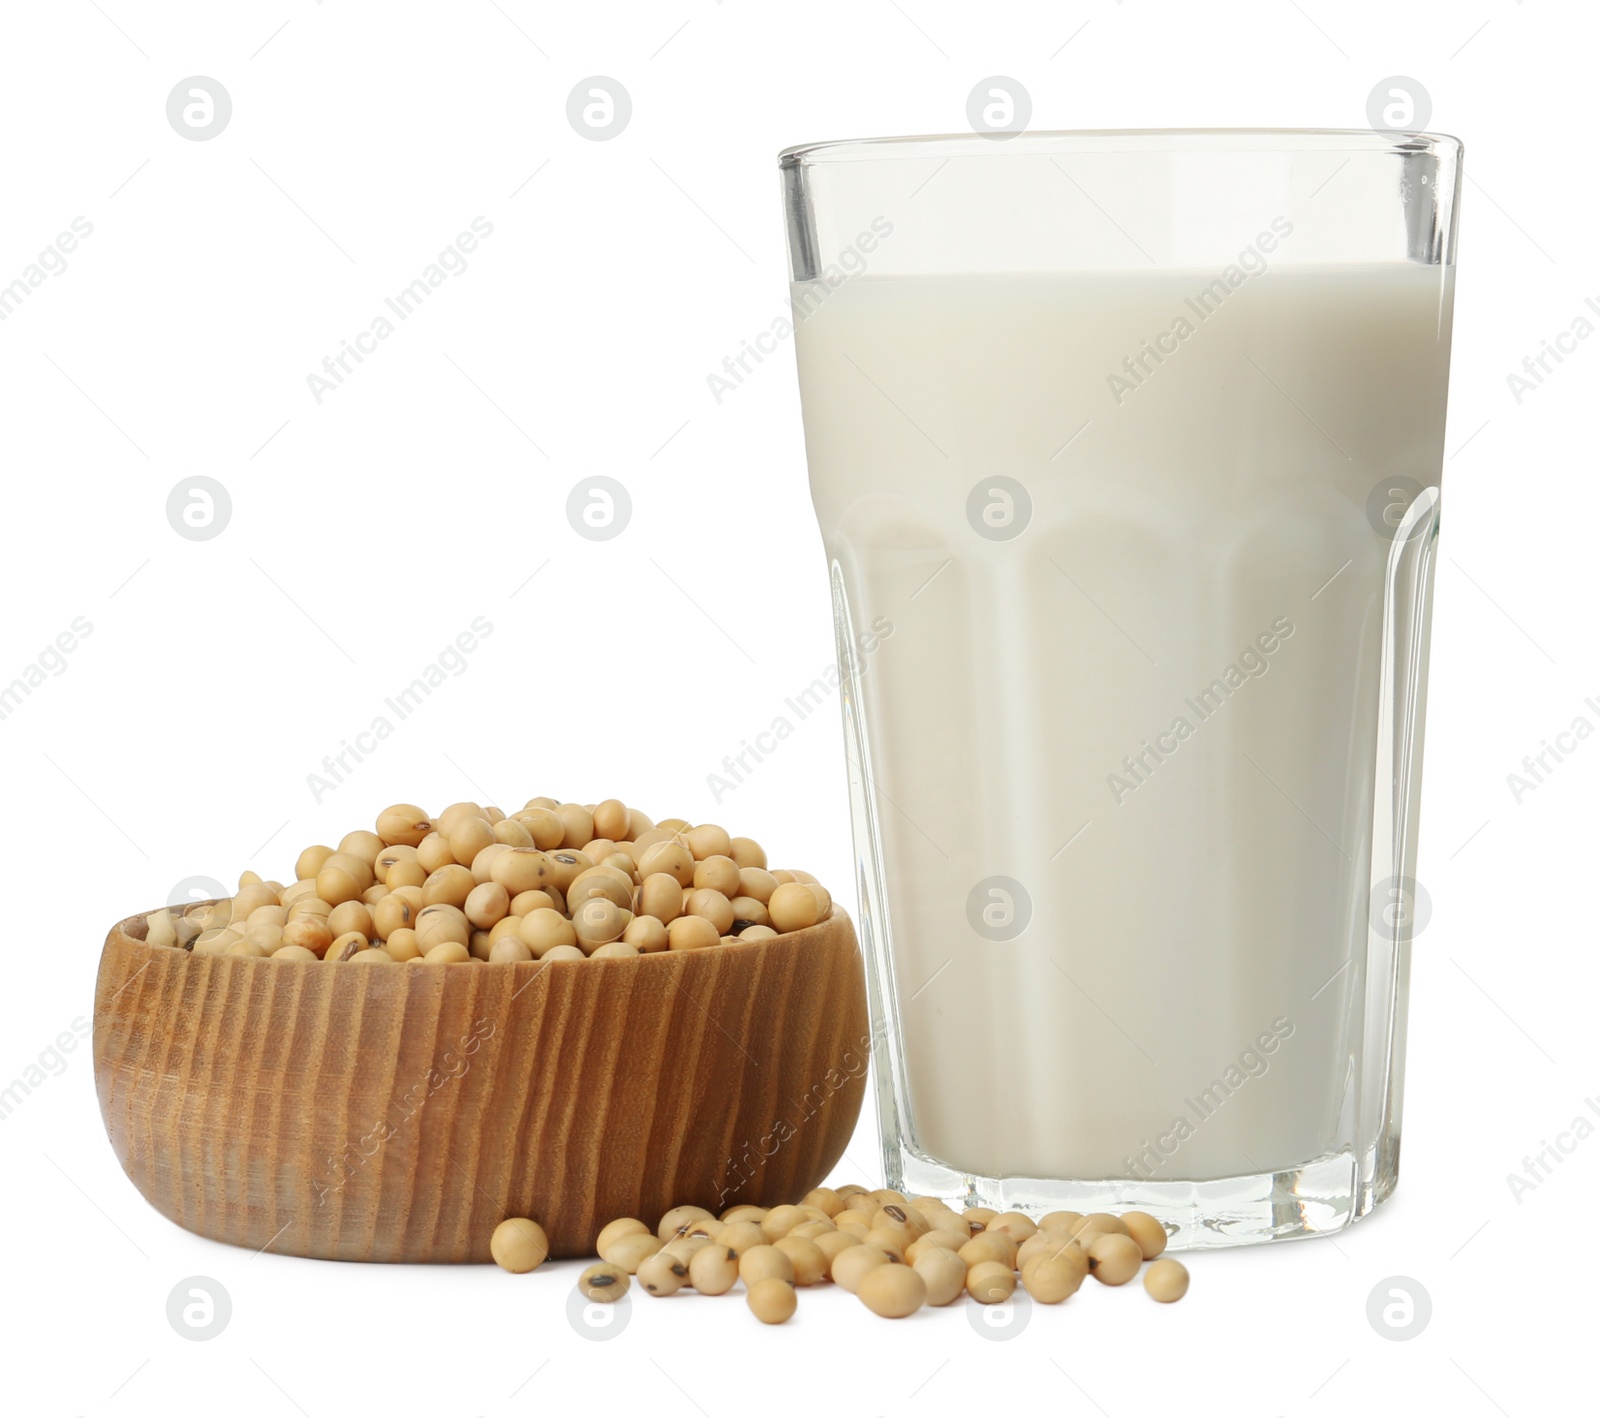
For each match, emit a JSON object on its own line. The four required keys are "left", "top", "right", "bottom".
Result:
{"left": 782, "top": 130, "right": 1460, "bottom": 1246}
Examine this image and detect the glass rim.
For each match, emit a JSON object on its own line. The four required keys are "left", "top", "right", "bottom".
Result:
{"left": 779, "top": 128, "right": 1463, "bottom": 167}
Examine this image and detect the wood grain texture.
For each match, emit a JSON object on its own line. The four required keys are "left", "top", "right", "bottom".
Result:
{"left": 93, "top": 906, "right": 869, "bottom": 1262}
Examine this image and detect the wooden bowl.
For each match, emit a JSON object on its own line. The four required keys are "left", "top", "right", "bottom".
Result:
{"left": 93, "top": 906, "right": 868, "bottom": 1262}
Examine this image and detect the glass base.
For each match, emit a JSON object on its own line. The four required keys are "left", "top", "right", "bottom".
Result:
{"left": 886, "top": 1139, "right": 1399, "bottom": 1250}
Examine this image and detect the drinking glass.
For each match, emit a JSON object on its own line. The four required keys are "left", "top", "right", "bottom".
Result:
{"left": 782, "top": 130, "right": 1460, "bottom": 1246}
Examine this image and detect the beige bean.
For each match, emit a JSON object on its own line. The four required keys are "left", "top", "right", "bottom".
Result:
{"left": 295, "top": 845, "right": 336, "bottom": 880}
{"left": 1071, "top": 1212, "right": 1130, "bottom": 1240}
{"left": 423, "top": 941, "right": 471, "bottom": 964}
{"left": 416, "top": 905, "right": 471, "bottom": 950}
{"left": 1087, "top": 1232, "right": 1143, "bottom": 1286}
{"left": 600, "top": 1231, "right": 664, "bottom": 1273}
{"left": 986, "top": 1211, "right": 1038, "bottom": 1244}
{"left": 270, "top": 945, "right": 320, "bottom": 962}
{"left": 831, "top": 1245, "right": 895, "bottom": 1294}
{"left": 596, "top": 1217, "right": 649, "bottom": 1252}
{"left": 1144, "top": 1257, "right": 1189, "bottom": 1302}
{"left": 384, "top": 929, "right": 422, "bottom": 961}
{"left": 873, "top": 1203, "right": 930, "bottom": 1238}
{"left": 687, "top": 1244, "right": 740, "bottom": 1295}
{"left": 692, "top": 855, "right": 742, "bottom": 896}
{"left": 685, "top": 888, "right": 735, "bottom": 935}
{"left": 471, "top": 843, "right": 511, "bottom": 885}
{"left": 814, "top": 1229, "right": 859, "bottom": 1273}
{"left": 567, "top": 867, "right": 632, "bottom": 911}
{"left": 488, "top": 937, "right": 533, "bottom": 964}
{"left": 492, "top": 817, "right": 534, "bottom": 848}
{"left": 421, "top": 864, "right": 475, "bottom": 909}
{"left": 1022, "top": 1246, "right": 1090, "bottom": 1302}
{"left": 958, "top": 1233, "right": 1016, "bottom": 1269}
{"left": 774, "top": 1235, "right": 827, "bottom": 1286}
{"left": 858, "top": 1262, "right": 926, "bottom": 1318}
{"left": 463, "top": 881, "right": 511, "bottom": 929}
{"left": 759, "top": 1204, "right": 809, "bottom": 1242}
{"left": 768, "top": 881, "right": 821, "bottom": 933}
{"left": 622, "top": 916, "right": 668, "bottom": 952}
{"left": 658, "top": 1205, "right": 715, "bottom": 1241}
{"left": 553, "top": 803, "right": 594, "bottom": 848}
{"left": 518, "top": 808, "right": 565, "bottom": 850}
{"left": 738, "top": 1244, "right": 795, "bottom": 1287}
{"left": 638, "top": 872, "right": 684, "bottom": 923}
{"left": 720, "top": 1204, "right": 768, "bottom": 1225}
{"left": 572, "top": 896, "right": 626, "bottom": 949}
{"left": 539, "top": 944, "right": 585, "bottom": 962}
{"left": 327, "top": 900, "right": 374, "bottom": 939}
{"left": 592, "top": 799, "right": 630, "bottom": 840}
{"left": 667, "top": 915, "right": 720, "bottom": 951}
{"left": 436, "top": 802, "right": 484, "bottom": 834}
{"left": 1123, "top": 1211, "right": 1169, "bottom": 1260}
{"left": 716, "top": 1222, "right": 768, "bottom": 1255}
{"left": 577, "top": 1262, "right": 629, "bottom": 1302}
{"left": 509, "top": 889, "right": 557, "bottom": 917}
{"left": 281, "top": 918, "right": 333, "bottom": 955}
{"left": 376, "top": 804, "right": 431, "bottom": 847}
{"left": 966, "top": 1260, "right": 1017, "bottom": 1304}
{"left": 727, "top": 896, "right": 769, "bottom": 928}
{"left": 518, "top": 907, "right": 576, "bottom": 956}
{"left": 746, "top": 1277, "right": 797, "bottom": 1324}
{"left": 490, "top": 848, "right": 553, "bottom": 896}
{"left": 316, "top": 863, "right": 365, "bottom": 907}
{"left": 637, "top": 841, "right": 695, "bottom": 887}
{"left": 372, "top": 893, "right": 416, "bottom": 940}
{"left": 663, "top": 1235, "right": 713, "bottom": 1265}
{"left": 490, "top": 1217, "right": 549, "bottom": 1272}
{"left": 907, "top": 1231, "right": 971, "bottom": 1264}
{"left": 374, "top": 845, "right": 418, "bottom": 883}
{"left": 863, "top": 1225, "right": 912, "bottom": 1260}
{"left": 326, "top": 931, "right": 369, "bottom": 963}
{"left": 912, "top": 1246, "right": 968, "bottom": 1306}
{"left": 637, "top": 1251, "right": 688, "bottom": 1296}
{"left": 584, "top": 941, "right": 632, "bottom": 960}
{"left": 736, "top": 867, "right": 778, "bottom": 904}
{"left": 685, "top": 824, "right": 732, "bottom": 861}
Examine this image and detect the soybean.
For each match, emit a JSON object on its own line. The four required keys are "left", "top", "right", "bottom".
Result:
{"left": 1123, "top": 1211, "right": 1169, "bottom": 1260}
{"left": 965, "top": 1260, "right": 1017, "bottom": 1304}
{"left": 1022, "top": 1248, "right": 1089, "bottom": 1303}
{"left": 912, "top": 1247, "right": 967, "bottom": 1306}
{"left": 490, "top": 1217, "right": 549, "bottom": 1273}
{"left": 687, "top": 1245, "right": 740, "bottom": 1296}
{"left": 1143, "top": 1257, "right": 1190, "bottom": 1302}
{"left": 601, "top": 1231, "right": 664, "bottom": 1273}
{"left": 577, "top": 1262, "right": 629, "bottom": 1302}
{"left": 858, "top": 1262, "right": 927, "bottom": 1318}
{"left": 832, "top": 1245, "right": 895, "bottom": 1294}
{"left": 637, "top": 1251, "right": 688, "bottom": 1296}
{"left": 1087, "top": 1233, "right": 1143, "bottom": 1286}
{"left": 738, "top": 1245, "right": 796, "bottom": 1288}
{"left": 746, "top": 1277, "right": 797, "bottom": 1324}
{"left": 774, "top": 1234, "right": 827, "bottom": 1286}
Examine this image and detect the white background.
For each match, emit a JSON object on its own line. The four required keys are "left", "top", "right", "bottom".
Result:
{"left": 1, "top": 2, "right": 1592, "bottom": 1415}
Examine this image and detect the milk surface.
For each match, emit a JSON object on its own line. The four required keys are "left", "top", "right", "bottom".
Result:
{"left": 793, "top": 265, "right": 1452, "bottom": 1181}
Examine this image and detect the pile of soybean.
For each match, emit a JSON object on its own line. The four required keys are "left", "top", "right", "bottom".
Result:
{"left": 492, "top": 1187, "right": 1189, "bottom": 1324}
{"left": 143, "top": 798, "right": 832, "bottom": 964}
